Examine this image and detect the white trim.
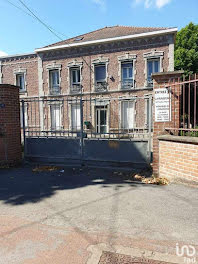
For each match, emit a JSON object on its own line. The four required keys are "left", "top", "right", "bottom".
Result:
{"left": 0, "top": 52, "right": 36, "bottom": 60}
{"left": 14, "top": 68, "right": 27, "bottom": 92}
{"left": 46, "top": 63, "right": 62, "bottom": 95}
{"left": 118, "top": 53, "right": 137, "bottom": 90}
{"left": 144, "top": 50, "right": 164, "bottom": 87}
{"left": 120, "top": 99, "right": 136, "bottom": 130}
{"left": 92, "top": 56, "right": 109, "bottom": 92}
{"left": 67, "top": 60, "right": 83, "bottom": 94}
{"left": 35, "top": 28, "right": 178, "bottom": 53}
{"left": 168, "top": 35, "right": 174, "bottom": 71}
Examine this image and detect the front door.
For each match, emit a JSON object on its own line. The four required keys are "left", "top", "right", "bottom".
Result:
{"left": 96, "top": 106, "right": 107, "bottom": 134}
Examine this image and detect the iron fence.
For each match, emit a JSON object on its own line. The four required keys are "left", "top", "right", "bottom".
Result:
{"left": 165, "top": 74, "right": 198, "bottom": 137}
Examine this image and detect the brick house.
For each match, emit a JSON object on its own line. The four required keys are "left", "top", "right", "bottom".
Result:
{"left": 0, "top": 26, "right": 177, "bottom": 136}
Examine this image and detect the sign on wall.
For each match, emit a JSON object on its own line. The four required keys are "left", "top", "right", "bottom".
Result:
{"left": 154, "top": 88, "right": 171, "bottom": 122}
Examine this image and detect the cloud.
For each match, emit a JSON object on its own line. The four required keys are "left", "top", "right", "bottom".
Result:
{"left": 91, "top": 0, "right": 106, "bottom": 12}
{"left": 156, "top": 0, "right": 172, "bottom": 8}
{"left": 133, "top": 0, "right": 172, "bottom": 8}
{"left": 0, "top": 50, "right": 8, "bottom": 57}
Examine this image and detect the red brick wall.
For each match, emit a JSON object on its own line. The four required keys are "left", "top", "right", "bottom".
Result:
{"left": 0, "top": 84, "right": 21, "bottom": 165}
{"left": 159, "top": 136, "right": 198, "bottom": 182}
{"left": 1, "top": 55, "right": 38, "bottom": 97}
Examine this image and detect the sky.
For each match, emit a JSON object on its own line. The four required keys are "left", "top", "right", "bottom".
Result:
{"left": 0, "top": 0, "right": 197, "bottom": 56}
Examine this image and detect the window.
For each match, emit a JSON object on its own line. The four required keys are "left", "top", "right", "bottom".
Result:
{"left": 70, "top": 67, "right": 81, "bottom": 93}
{"left": 121, "top": 101, "right": 135, "bottom": 129}
{"left": 50, "top": 105, "right": 61, "bottom": 130}
{"left": 121, "top": 62, "right": 133, "bottom": 89}
{"left": 16, "top": 74, "right": 25, "bottom": 91}
{"left": 95, "top": 64, "right": 107, "bottom": 91}
{"left": 71, "top": 104, "right": 81, "bottom": 131}
{"left": 96, "top": 106, "right": 107, "bottom": 134}
{"left": 49, "top": 70, "right": 60, "bottom": 95}
{"left": 147, "top": 59, "right": 159, "bottom": 86}
{"left": 145, "top": 98, "right": 153, "bottom": 129}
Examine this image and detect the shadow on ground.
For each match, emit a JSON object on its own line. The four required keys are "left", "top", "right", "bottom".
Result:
{"left": 0, "top": 166, "right": 155, "bottom": 205}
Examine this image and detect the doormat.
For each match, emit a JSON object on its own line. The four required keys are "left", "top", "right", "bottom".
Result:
{"left": 98, "top": 251, "right": 175, "bottom": 264}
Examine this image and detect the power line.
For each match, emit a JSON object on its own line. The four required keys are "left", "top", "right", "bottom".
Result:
{"left": 4, "top": 0, "right": 67, "bottom": 39}
{"left": 18, "top": 0, "right": 62, "bottom": 40}
{"left": 5, "top": 0, "right": 93, "bottom": 73}
{"left": 17, "top": 0, "right": 93, "bottom": 72}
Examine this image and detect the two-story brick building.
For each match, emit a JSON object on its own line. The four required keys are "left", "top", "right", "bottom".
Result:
{"left": 0, "top": 25, "right": 177, "bottom": 137}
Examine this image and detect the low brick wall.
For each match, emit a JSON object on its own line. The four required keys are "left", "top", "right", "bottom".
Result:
{"left": 158, "top": 135, "right": 198, "bottom": 182}
{"left": 0, "top": 84, "right": 21, "bottom": 165}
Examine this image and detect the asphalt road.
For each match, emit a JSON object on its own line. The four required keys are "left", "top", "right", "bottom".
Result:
{"left": 0, "top": 166, "right": 197, "bottom": 263}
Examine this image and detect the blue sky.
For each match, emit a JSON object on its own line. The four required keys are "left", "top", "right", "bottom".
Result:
{"left": 0, "top": 0, "right": 197, "bottom": 56}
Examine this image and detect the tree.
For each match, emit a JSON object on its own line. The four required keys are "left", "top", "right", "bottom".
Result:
{"left": 174, "top": 22, "right": 198, "bottom": 75}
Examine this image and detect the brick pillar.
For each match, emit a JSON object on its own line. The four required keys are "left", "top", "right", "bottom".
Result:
{"left": 152, "top": 71, "right": 183, "bottom": 176}
{"left": 0, "top": 84, "right": 21, "bottom": 165}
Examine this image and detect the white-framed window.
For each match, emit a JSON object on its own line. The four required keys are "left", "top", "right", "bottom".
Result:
{"left": 70, "top": 67, "right": 81, "bottom": 93}
{"left": 121, "top": 101, "right": 135, "bottom": 129}
{"left": 95, "top": 105, "right": 108, "bottom": 134}
{"left": 49, "top": 69, "right": 60, "bottom": 95}
{"left": 16, "top": 73, "right": 25, "bottom": 92}
{"left": 94, "top": 64, "right": 107, "bottom": 91}
{"left": 147, "top": 59, "right": 160, "bottom": 86}
{"left": 145, "top": 97, "right": 153, "bottom": 129}
{"left": 121, "top": 61, "right": 133, "bottom": 89}
{"left": 71, "top": 104, "right": 81, "bottom": 131}
{"left": 50, "top": 104, "right": 61, "bottom": 130}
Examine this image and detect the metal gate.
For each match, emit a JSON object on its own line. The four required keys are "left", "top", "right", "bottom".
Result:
{"left": 21, "top": 95, "right": 153, "bottom": 168}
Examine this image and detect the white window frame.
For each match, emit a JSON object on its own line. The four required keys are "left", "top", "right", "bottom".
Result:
{"left": 92, "top": 56, "right": 109, "bottom": 92}
{"left": 50, "top": 103, "right": 62, "bottom": 131}
{"left": 70, "top": 67, "right": 81, "bottom": 93}
{"left": 144, "top": 96, "right": 153, "bottom": 129}
{"left": 14, "top": 68, "right": 27, "bottom": 93}
{"left": 118, "top": 53, "right": 137, "bottom": 90}
{"left": 95, "top": 105, "right": 109, "bottom": 134}
{"left": 121, "top": 61, "right": 134, "bottom": 89}
{"left": 70, "top": 104, "right": 81, "bottom": 131}
{"left": 143, "top": 50, "right": 164, "bottom": 87}
{"left": 120, "top": 100, "right": 135, "bottom": 130}
{"left": 46, "top": 63, "right": 62, "bottom": 95}
{"left": 67, "top": 60, "right": 83, "bottom": 94}
{"left": 146, "top": 58, "right": 160, "bottom": 86}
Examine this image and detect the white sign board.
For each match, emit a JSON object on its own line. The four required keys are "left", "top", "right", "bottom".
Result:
{"left": 155, "top": 88, "right": 171, "bottom": 122}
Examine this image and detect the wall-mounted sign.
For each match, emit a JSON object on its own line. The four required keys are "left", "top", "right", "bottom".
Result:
{"left": 0, "top": 103, "right": 5, "bottom": 109}
{"left": 155, "top": 88, "right": 171, "bottom": 122}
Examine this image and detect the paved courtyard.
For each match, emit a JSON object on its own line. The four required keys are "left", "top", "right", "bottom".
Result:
{"left": 0, "top": 166, "right": 197, "bottom": 263}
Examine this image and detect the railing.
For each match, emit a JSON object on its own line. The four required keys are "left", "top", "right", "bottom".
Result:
{"left": 49, "top": 85, "right": 61, "bottom": 95}
{"left": 70, "top": 84, "right": 81, "bottom": 94}
{"left": 121, "top": 80, "right": 134, "bottom": 90}
{"left": 164, "top": 74, "right": 198, "bottom": 137}
{"left": 20, "top": 95, "right": 153, "bottom": 140}
{"left": 165, "top": 128, "right": 198, "bottom": 137}
{"left": 147, "top": 80, "right": 153, "bottom": 87}
{"left": 95, "top": 81, "right": 108, "bottom": 92}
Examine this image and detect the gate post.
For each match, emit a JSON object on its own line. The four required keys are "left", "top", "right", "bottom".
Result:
{"left": 152, "top": 71, "right": 183, "bottom": 176}
{"left": 21, "top": 99, "right": 26, "bottom": 159}
{"left": 80, "top": 98, "right": 84, "bottom": 165}
{"left": 148, "top": 95, "right": 152, "bottom": 163}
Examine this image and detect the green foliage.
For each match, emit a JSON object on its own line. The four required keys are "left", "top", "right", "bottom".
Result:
{"left": 175, "top": 22, "right": 198, "bottom": 75}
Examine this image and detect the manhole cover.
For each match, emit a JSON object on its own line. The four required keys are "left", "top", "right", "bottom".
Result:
{"left": 98, "top": 251, "right": 175, "bottom": 264}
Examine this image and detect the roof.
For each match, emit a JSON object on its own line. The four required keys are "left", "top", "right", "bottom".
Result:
{"left": 43, "top": 25, "right": 176, "bottom": 49}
